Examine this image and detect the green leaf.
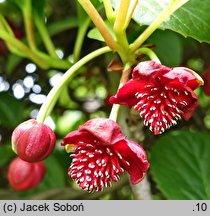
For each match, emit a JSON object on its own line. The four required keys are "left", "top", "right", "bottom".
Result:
{"left": 0, "top": 93, "right": 24, "bottom": 128}
{"left": 147, "top": 30, "right": 183, "bottom": 67}
{"left": 40, "top": 155, "right": 66, "bottom": 188}
{"left": 88, "top": 27, "right": 105, "bottom": 42}
{"left": 88, "top": 21, "right": 115, "bottom": 42}
{"left": 112, "top": 0, "right": 210, "bottom": 44}
{"left": 150, "top": 130, "right": 210, "bottom": 200}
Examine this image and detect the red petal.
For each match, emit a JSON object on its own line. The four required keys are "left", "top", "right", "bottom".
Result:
{"left": 162, "top": 67, "right": 203, "bottom": 90}
{"left": 109, "top": 79, "right": 152, "bottom": 107}
{"left": 61, "top": 131, "right": 94, "bottom": 146}
{"left": 132, "top": 60, "right": 170, "bottom": 81}
{"left": 78, "top": 118, "right": 125, "bottom": 145}
{"left": 114, "top": 140, "right": 149, "bottom": 184}
{"left": 61, "top": 118, "right": 125, "bottom": 146}
{"left": 132, "top": 61, "right": 203, "bottom": 90}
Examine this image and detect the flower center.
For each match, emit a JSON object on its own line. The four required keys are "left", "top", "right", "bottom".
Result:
{"left": 134, "top": 84, "right": 188, "bottom": 134}
{"left": 68, "top": 141, "right": 125, "bottom": 192}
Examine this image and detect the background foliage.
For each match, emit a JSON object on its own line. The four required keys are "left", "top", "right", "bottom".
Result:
{"left": 0, "top": 0, "right": 210, "bottom": 200}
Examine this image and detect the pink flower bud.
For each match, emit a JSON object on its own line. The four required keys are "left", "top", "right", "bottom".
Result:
{"left": 12, "top": 119, "right": 56, "bottom": 162}
{"left": 8, "top": 157, "right": 46, "bottom": 191}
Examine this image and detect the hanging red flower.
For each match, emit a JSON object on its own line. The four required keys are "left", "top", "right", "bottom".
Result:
{"left": 109, "top": 61, "right": 203, "bottom": 135}
{"left": 8, "top": 157, "right": 46, "bottom": 191}
{"left": 12, "top": 119, "right": 56, "bottom": 162}
{"left": 61, "top": 118, "right": 149, "bottom": 192}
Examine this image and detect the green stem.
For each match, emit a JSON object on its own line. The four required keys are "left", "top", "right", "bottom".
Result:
{"left": 36, "top": 46, "right": 112, "bottom": 123}
{"left": 0, "top": 15, "right": 15, "bottom": 36}
{"left": 109, "top": 64, "right": 132, "bottom": 121}
{"left": 73, "top": 18, "right": 90, "bottom": 62}
{"left": 22, "top": 0, "right": 36, "bottom": 50}
{"left": 102, "top": 0, "right": 115, "bottom": 23}
{"left": 136, "top": 47, "right": 160, "bottom": 63}
{"left": 34, "top": 15, "right": 57, "bottom": 58}
{"left": 112, "top": 0, "right": 137, "bottom": 64}
{"left": 124, "top": 0, "right": 138, "bottom": 29}
{"left": 0, "top": 31, "right": 49, "bottom": 68}
{"left": 109, "top": 104, "right": 121, "bottom": 122}
{"left": 78, "top": 0, "right": 117, "bottom": 50}
{"left": 114, "top": 0, "right": 130, "bottom": 33}
{"left": 130, "top": 0, "right": 189, "bottom": 51}
{"left": 0, "top": 29, "right": 71, "bottom": 70}
{"left": 115, "top": 30, "right": 134, "bottom": 64}
{"left": 49, "top": 58, "right": 72, "bottom": 69}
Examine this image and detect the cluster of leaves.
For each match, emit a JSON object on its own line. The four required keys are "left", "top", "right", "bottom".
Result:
{"left": 0, "top": 0, "right": 210, "bottom": 199}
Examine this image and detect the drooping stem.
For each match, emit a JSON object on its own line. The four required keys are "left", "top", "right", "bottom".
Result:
{"left": 136, "top": 47, "right": 160, "bottom": 63}
{"left": 109, "top": 64, "right": 132, "bottom": 121}
{"left": 36, "top": 46, "right": 112, "bottom": 123}
{"left": 109, "top": 104, "right": 121, "bottom": 122}
{"left": 78, "top": 0, "right": 117, "bottom": 50}
{"left": 130, "top": 0, "right": 189, "bottom": 51}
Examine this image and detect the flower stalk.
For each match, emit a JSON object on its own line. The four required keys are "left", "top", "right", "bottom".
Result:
{"left": 136, "top": 47, "right": 160, "bottom": 63}
{"left": 124, "top": 0, "right": 138, "bottom": 29}
{"left": 78, "top": 0, "right": 117, "bottom": 50}
{"left": 114, "top": 0, "right": 130, "bottom": 34}
{"left": 102, "top": 0, "right": 115, "bottom": 23}
{"left": 109, "top": 64, "right": 132, "bottom": 121}
{"left": 36, "top": 46, "right": 112, "bottom": 123}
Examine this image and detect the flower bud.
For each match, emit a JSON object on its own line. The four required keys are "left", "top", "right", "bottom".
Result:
{"left": 12, "top": 119, "right": 56, "bottom": 162}
{"left": 8, "top": 157, "right": 46, "bottom": 191}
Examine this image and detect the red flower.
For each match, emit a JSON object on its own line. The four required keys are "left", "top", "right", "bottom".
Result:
{"left": 8, "top": 157, "right": 45, "bottom": 191}
{"left": 61, "top": 118, "right": 149, "bottom": 192}
{"left": 12, "top": 119, "right": 56, "bottom": 162}
{"left": 109, "top": 61, "right": 203, "bottom": 135}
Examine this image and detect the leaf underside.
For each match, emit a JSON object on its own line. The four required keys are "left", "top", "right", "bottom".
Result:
{"left": 131, "top": 0, "right": 210, "bottom": 44}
